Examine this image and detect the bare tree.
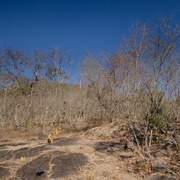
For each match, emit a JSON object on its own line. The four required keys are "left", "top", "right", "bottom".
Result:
{"left": 79, "top": 50, "right": 130, "bottom": 122}
{"left": 145, "top": 15, "right": 180, "bottom": 117}
{"left": 46, "top": 47, "right": 72, "bottom": 83}
{"left": 0, "top": 46, "right": 73, "bottom": 130}
{"left": 119, "top": 21, "right": 151, "bottom": 119}
{"left": 0, "top": 46, "right": 31, "bottom": 98}
{"left": 79, "top": 14, "right": 180, "bottom": 127}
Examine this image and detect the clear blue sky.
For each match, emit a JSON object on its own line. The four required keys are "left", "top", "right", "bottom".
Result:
{"left": 0, "top": 0, "right": 180, "bottom": 82}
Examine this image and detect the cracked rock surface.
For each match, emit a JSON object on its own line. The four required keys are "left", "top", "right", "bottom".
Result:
{"left": 0, "top": 136, "right": 88, "bottom": 179}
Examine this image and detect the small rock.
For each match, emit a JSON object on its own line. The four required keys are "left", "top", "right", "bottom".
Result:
{"left": 112, "top": 121, "right": 118, "bottom": 126}
{"left": 143, "top": 172, "right": 151, "bottom": 179}
{"left": 111, "top": 129, "right": 118, "bottom": 134}
{"left": 136, "top": 159, "right": 146, "bottom": 164}
{"left": 118, "top": 131, "right": 126, "bottom": 137}
{"left": 151, "top": 159, "right": 169, "bottom": 172}
{"left": 94, "top": 141, "right": 124, "bottom": 152}
{"left": 38, "top": 134, "right": 48, "bottom": 140}
{"left": 124, "top": 141, "right": 135, "bottom": 151}
{"left": 119, "top": 153, "right": 137, "bottom": 158}
{"left": 106, "top": 147, "right": 121, "bottom": 152}
{"left": 111, "top": 129, "right": 118, "bottom": 137}
{"left": 147, "top": 174, "right": 177, "bottom": 180}
{"left": 120, "top": 138, "right": 127, "bottom": 143}
{"left": 146, "top": 149, "right": 169, "bottom": 157}
{"left": 89, "top": 127, "right": 99, "bottom": 133}
{"left": 159, "top": 138, "right": 177, "bottom": 149}
{"left": 99, "top": 132, "right": 111, "bottom": 138}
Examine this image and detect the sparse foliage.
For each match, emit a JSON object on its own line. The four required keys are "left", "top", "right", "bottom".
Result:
{"left": 0, "top": 14, "right": 179, "bottom": 139}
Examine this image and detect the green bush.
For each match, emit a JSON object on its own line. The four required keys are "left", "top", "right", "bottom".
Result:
{"left": 144, "top": 107, "right": 177, "bottom": 134}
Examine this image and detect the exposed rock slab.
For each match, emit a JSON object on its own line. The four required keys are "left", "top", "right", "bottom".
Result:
{"left": 0, "top": 162, "right": 18, "bottom": 168}
{"left": 0, "top": 166, "right": 10, "bottom": 179}
{"left": 94, "top": 141, "right": 124, "bottom": 152}
{"left": 0, "top": 136, "right": 90, "bottom": 179}
{"left": 0, "top": 150, "right": 14, "bottom": 161}
{"left": 6, "top": 142, "right": 28, "bottom": 146}
{"left": 16, "top": 154, "right": 50, "bottom": 180}
{"left": 147, "top": 174, "right": 177, "bottom": 180}
{"left": 15, "top": 151, "right": 88, "bottom": 179}
{"left": 53, "top": 137, "right": 81, "bottom": 146}
{"left": 52, "top": 153, "right": 88, "bottom": 166}
{"left": 51, "top": 153, "right": 88, "bottom": 178}
{"left": 46, "top": 150, "right": 65, "bottom": 157}
{"left": 0, "top": 145, "right": 52, "bottom": 161}
{"left": 0, "top": 142, "right": 27, "bottom": 149}
{"left": 51, "top": 165, "right": 77, "bottom": 178}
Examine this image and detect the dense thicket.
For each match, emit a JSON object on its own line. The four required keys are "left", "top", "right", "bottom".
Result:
{"left": 0, "top": 15, "right": 180, "bottom": 134}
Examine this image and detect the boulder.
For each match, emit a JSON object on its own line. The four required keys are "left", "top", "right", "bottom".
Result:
{"left": 151, "top": 159, "right": 169, "bottom": 172}
{"left": 159, "top": 138, "right": 177, "bottom": 149}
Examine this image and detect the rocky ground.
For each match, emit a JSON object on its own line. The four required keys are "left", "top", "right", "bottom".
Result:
{"left": 0, "top": 120, "right": 180, "bottom": 180}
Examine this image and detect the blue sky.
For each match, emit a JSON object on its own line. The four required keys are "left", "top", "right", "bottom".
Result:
{"left": 0, "top": 0, "right": 180, "bottom": 82}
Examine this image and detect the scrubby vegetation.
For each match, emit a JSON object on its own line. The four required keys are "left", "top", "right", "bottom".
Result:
{"left": 0, "top": 15, "right": 180, "bottom": 140}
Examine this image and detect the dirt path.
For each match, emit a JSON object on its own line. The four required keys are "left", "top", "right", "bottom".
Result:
{"left": 0, "top": 133, "right": 143, "bottom": 180}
